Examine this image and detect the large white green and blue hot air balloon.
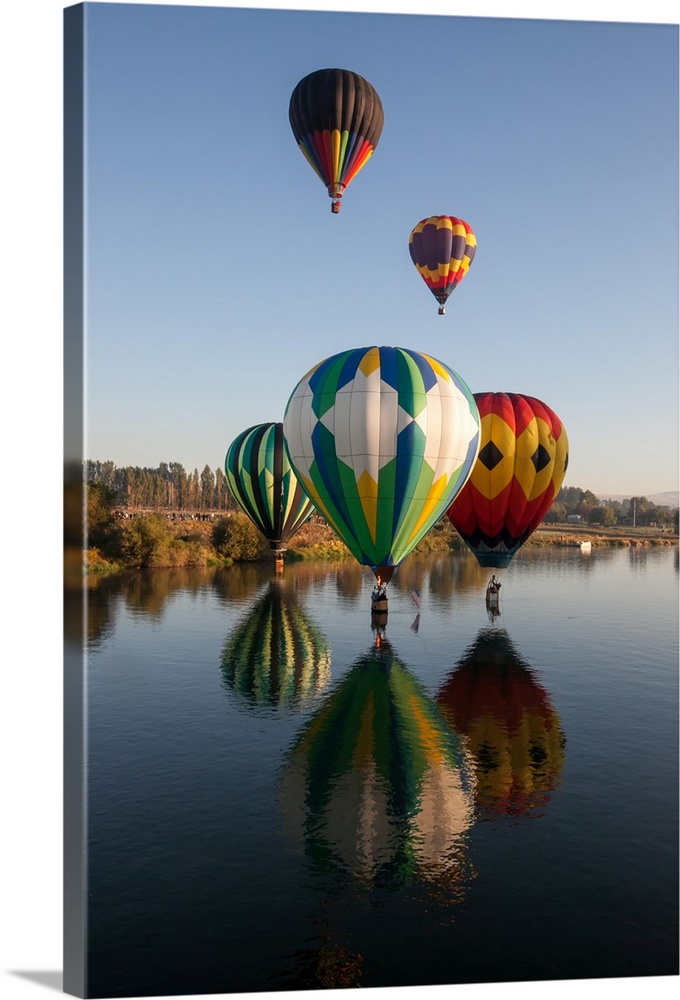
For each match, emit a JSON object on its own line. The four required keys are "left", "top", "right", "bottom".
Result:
{"left": 283, "top": 346, "right": 480, "bottom": 584}
{"left": 225, "top": 421, "right": 315, "bottom": 567}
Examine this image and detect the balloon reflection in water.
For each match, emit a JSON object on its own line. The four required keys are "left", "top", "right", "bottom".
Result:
{"left": 221, "top": 580, "right": 331, "bottom": 711}
{"left": 281, "top": 636, "right": 476, "bottom": 895}
{"left": 436, "top": 629, "right": 566, "bottom": 818}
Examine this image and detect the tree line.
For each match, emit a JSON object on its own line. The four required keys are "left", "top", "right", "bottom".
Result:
{"left": 85, "top": 461, "right": 678, "bottom": 529}
{"left": 85, "top": 460, "right": 239, "bottom": 512}
{"left": 549, "top": 486, "right": 678, "bottom": 529}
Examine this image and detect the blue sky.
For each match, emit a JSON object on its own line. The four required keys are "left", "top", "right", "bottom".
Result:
{"left": 79, "top": 2, "right": 679, "bottom": 498}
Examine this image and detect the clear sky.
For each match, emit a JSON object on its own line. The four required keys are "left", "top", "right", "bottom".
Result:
{"left": 78, "top": 1, "right": 679, "bottom": 498}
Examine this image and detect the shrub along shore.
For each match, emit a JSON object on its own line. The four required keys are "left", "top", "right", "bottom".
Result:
{"left": 74, "top": 508, "right": 678, "bottom": 576}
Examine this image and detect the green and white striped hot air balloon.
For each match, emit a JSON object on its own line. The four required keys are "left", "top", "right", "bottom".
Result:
{"left": 225, "top": 421, "right": 315, "bottom": 569}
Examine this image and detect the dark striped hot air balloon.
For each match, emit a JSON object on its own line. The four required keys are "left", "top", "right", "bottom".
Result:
{"left": 408, "top": 215, "right": 477, "bottom": 315}
{"left": 283, "top": 346, "right": 480, "bottom": 589}
{"left": 436, "top": 628, "right": 566, "bottom": 819}
{"left": 220, "top": 580, "right": 331, "bottom": 712}
{"left": 225, "top": 422, "right": 315, "bottom": 571}
{"left": 446, "top": 392, "right": 569, "bottom": 568}
{"left": 281, "top": 636, "right": 476, "bottom": 891}
{"left": 289, "top": 68, "right": 384, "bottom": 213}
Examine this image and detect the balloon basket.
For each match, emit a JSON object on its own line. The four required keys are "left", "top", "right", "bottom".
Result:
{"left": 371, "top": 610, "right": 388, "bottom": 638}
{"left": 485, "top": 577, "right": 501, "bottom": 616}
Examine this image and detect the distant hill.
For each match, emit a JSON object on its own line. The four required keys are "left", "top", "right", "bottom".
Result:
{"left": 599, "top": 491, "right": 679, "bottom": 509}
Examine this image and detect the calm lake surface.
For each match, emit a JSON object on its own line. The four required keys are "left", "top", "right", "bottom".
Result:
{"left": 76, "top": 546, "right": 679, "bottom": 997}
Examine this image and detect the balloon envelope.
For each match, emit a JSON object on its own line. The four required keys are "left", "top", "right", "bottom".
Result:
{"left": 446, "top": 392, "right": 569, "bottom": 567}
{"left": 408, "top": 216, "right": 476, "bottom": 314}
{"left": 225, "top": 422, "right": 315, "bottom": 555}
{"left": 289, "top": 68, "right": 384, "bottom": 212}
{"left": 283, "top": 346, "right": 480, "bottom": 583}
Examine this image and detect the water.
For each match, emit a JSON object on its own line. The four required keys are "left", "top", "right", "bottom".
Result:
{"left": 76, "top": 547, "right": 679, "bottom": 997}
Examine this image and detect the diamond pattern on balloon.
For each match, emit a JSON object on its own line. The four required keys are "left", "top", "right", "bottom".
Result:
{"left": 531, "top": 444, "right": 551, "bottom": 473}
{"left": 478, "top": 440, "right": 504, "bottom": 471}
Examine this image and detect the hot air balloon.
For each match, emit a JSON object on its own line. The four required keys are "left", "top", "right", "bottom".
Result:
{"left": 225, "top": 422, "right": 315, "bottom": 572}
{"left": 446, "top": 392, "right": 569, "bottom": 568}
{"left": 283, "top": 346, "right": 481, "bottom": 589}
{"left": 289, "top": 68, "right": 384, "bottom": 213}
{"left": 408, "top": 216, "right": 476, "bottom": 315}
{"left": 436, "top": 628, "right": 566, "bottom": 818}
{"left": 281, "top": 635, "right": 476, "bottom": 890}
{"left": 220, "top": 579, "right": 331, "bottom": 711}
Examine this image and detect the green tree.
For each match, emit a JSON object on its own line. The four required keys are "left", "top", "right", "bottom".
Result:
{"left": 187, "top": 468, "right": 200, "bottom": 509}
{"left": 211, "top": 513, "right": 267, "bottom": 561}
{"left": 169, "top": 462, "right": 187, "bottom": 509}
{"left": 120, "top": 514, "right": 174, "bottom": 566}
{"left": 201, "top": 465, "right": 215, "bottom": 509}
{"left": 601, "top": 505, "right": 617, "bottom": 525}
{"left": 545, "top": 501, "right": 567, "bottom": 523}
{"left": 629, "top": 496, "right": 650, "bottom": 526}
{"left": 214, "top": 467, "right": 229, "bottom": 509}
{"left": 152, "top": 470, "right": 166, "bottom": 507}
{"left": 85, "top": 482, "right": 119, "bottom": 552}
{"left": 556, "top": 486, "right": 584, "bottom": 512}
{"left": 588, "top": 506, "right": 606, "bottom": 525}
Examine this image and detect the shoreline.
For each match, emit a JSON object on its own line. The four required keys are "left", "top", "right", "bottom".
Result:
{"left": 72, "top": 518, "right": 678, "bottom": 579}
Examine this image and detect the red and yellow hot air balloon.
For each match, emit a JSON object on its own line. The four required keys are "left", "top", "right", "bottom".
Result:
{"left": 446, "top": 392, "right": 569, "bottom": 568}
{"left": 408, "top": 216, "right": 476, "bottom": 315}
{"left": 289, "top": 68, "right": 384, "bottom": 213}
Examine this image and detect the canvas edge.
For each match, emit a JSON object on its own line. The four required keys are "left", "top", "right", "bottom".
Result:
{"left": 63, "top": 3, "right": 87, "bottom": 997}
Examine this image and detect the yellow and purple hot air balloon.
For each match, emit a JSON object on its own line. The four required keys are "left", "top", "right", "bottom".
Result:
{"left": 446, "top": 392, "right": 569, "bottom": 568}
{"left": 436, "top": 628, "right": 566, "bottom": 819}
{"left": 225, "top": 422, "right": 315, "bottom": 570}
{"left": 283, "top": 346, "right": 480, "bottom": 587}
{"left": 409, "top": 215, "right": 477, "bottom": 315}
{"left": 289, "top": 68, "right": 384, "bottom": 214}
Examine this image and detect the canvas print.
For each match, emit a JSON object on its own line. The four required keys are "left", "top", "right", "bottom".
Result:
{"left": 63, "top": 2, "right": 679, "bottom": 998}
